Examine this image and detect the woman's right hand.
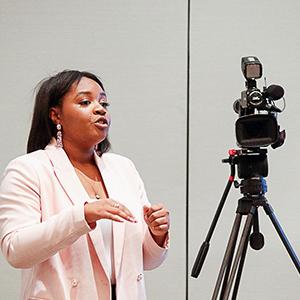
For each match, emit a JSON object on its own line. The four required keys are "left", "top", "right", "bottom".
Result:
{"left": 84, "top": 198, "right": 137, "bottom": 225}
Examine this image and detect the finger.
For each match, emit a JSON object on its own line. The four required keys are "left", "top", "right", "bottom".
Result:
{"left": 117, "top": 209, "right": 137, "bottom": 223}
{"left": 149, "top": 203, "right": 164, "bottom": 212}
{"left": 143, "top": 206, "right": 154, "bottom": 218}
{"left": 147, "top": 209, "right": 169, "bottom": 223}
{"left": 148, "top": 216, "right": 169, "bottom": 228}
{"left": 143, "top": 213, "right": 151, "bottom": 226}
{"left": 143, "top": 205, "right": 151, "bottom": 214}
{"left": 104, "top": 212, "right": 124, "bottom": 223}
{"left": 144, "top": 204, "right": 164, "bottom": 218}
{"left": 151, "top": 224, "right": 169, "bottom": 232}
{"left": 107, "top": 202, "right": 137, "bottom": 223}
{"left": 109, "top": 207, "right": 137, "bottom": 222}
{"left": 107, "top": 199, "right": 134, "bottom": 216}
{"left": 111, "top": 201, "right": 120, "bottom": 209}
{"left": 118, "top": 203, "right": 136, "bottom": 220}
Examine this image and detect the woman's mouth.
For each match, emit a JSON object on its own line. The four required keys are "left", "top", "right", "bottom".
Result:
{"left": 94, "top": 117, "right": 109, "bottom": 129}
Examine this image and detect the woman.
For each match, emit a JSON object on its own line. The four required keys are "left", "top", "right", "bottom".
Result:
{"left": 0, "top": 70, "right": 169, "bottom": 300}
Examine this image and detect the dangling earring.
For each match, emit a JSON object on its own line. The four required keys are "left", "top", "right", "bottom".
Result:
{"left": 56, "top": 124, "right": 63, "bottom": 148}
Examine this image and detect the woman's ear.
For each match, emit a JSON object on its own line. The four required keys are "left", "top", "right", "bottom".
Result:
{"left": 49, "top": 107, "right": 61, "bottom": 125}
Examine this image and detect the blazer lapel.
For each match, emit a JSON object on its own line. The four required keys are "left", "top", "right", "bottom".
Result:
{"left": 44, "top": 143, "right": 88, "bottom": 206}
{"left": 94, "top": 153, "right": 125, "bottom": 281}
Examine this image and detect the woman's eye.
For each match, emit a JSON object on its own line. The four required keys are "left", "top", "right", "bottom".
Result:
{"left": 80, "top": 99, "right": 91, "bottom": 105}
{"left": 100, "top": 102, "right": 110, "bottom": 108}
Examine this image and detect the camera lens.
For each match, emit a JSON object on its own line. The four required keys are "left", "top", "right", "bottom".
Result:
{"left": 248, "top": 89, "right": 263, "bottom": 106}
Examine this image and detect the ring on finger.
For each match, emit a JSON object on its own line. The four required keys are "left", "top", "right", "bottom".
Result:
{"left": 113, "top": 202, "right": 120, "bottom": 208}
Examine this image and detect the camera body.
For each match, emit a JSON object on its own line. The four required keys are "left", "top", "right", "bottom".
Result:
{"left": 234, "top": 56, "right": 285, "bottom": 149}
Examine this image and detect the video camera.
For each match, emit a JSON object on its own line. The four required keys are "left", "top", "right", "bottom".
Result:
{"left": 233, "top": 56, "right": 286, "bottom": 149}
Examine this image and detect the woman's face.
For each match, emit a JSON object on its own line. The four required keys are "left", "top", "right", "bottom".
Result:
{"left": 53, "top": 76, "right": 111, "bottom": 150}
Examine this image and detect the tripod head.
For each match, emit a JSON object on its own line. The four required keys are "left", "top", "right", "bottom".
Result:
{"left": 223, "top": 148, "right": 269, "bottom": 197}
{"left": 223, "top": 148, "right": 268, "bottom": 179}
{"left": 223, "top": 148, "right": 269, "bottom": 251}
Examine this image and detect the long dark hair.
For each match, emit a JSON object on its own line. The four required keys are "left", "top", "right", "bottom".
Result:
{"left": 27, "top": 70, "right": 111, "bottom": 155}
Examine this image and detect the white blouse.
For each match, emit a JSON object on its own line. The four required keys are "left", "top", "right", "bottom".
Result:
{"left": 74, "top": 168, "right": 116, "bottom": 285}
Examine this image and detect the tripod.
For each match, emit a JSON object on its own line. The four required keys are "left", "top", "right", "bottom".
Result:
{"left": 191, "top": 149, "right": 300, "bottom": 299}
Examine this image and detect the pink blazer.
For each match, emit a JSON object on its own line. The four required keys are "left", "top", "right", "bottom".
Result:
{"left": 0, "top": 142, "right": 168, "bottom": 300}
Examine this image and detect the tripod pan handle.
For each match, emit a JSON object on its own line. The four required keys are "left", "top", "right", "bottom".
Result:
{"left": 191, "top": 241, "right": 210, "bottom": 278}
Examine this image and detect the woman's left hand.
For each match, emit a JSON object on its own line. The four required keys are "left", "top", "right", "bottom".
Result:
{"left": 143, "top": 203, "right": 170, "bottom": 247}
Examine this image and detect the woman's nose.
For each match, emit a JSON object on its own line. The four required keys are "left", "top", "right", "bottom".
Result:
{"left": 94, "top": 102, "right": 106, "bottom": 115}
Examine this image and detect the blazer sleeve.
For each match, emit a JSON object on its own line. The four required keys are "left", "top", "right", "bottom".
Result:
{"left": 126, "top": 159, "right": 169, "bottom": 270}
{"left": 0, "top": 156, "right": 92, "bottom": 269}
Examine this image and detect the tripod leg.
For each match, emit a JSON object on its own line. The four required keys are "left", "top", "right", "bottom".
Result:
{"left": 223, "top": 206, "right": 256, "bottom": 300}
{"left": 219, "top": 242, "right": 236, "bottom": 300}
{"left": 220, "top": 216, "right": 246, "bottom": 298}
{"left": 211, "top": 214, "right": 242, "bottom": 300}
{"left": 192, "top": 173, "right": 235, "bottom": 278}
{"left": 231, "top": 224, "right": 250, "bottom": 300}
{"left": 263, "top": 203, "right": 300, "bottom": 273}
